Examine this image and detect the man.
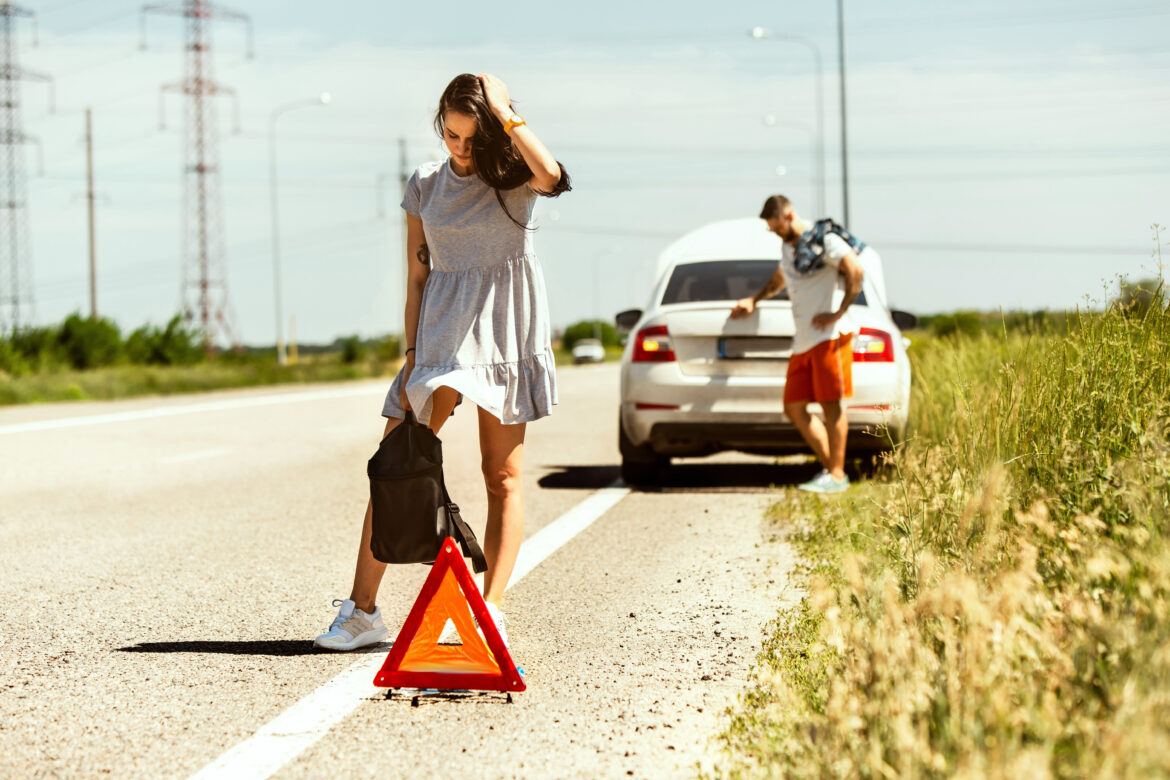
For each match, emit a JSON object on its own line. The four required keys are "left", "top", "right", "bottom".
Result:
{"left": 730, "top": 195, "right": 865, "bottom": 493}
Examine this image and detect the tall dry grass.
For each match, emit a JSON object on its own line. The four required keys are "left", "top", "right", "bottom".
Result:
{"left": 720, "top": 292, "right": 1170, "bottom": 778}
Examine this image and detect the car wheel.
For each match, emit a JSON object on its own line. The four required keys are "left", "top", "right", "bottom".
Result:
{"left": 618, "top": 413, "right": 667, "bottom": 486}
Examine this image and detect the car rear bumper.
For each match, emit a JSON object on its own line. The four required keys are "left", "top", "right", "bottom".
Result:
{"left": 637, "top": 419, "right": 898, "bottom": 457}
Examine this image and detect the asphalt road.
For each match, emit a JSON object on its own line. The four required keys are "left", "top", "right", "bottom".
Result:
{"left": 0, "top": 363, "right": 808, "bottom": 779}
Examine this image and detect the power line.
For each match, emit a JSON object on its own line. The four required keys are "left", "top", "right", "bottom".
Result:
{"left": 37, "top": 0, "right": 94, "bottom": 15}
{"left": 50, "top": 7, "right": 137, "bottom": 39}
{"left": 539, "top": 224, "right": 1154, "bottom": 256}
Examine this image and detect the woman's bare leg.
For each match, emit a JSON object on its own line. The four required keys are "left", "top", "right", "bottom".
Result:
{"left": 347, "top": 387, "right": 460, "bottom": 613}
{"left": 477, "top": 406, "right": 527, "bottom": 606}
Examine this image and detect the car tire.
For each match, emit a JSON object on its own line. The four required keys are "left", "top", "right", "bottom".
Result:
{"left": 618, "top": 413, "right": 667, "bottom": 486}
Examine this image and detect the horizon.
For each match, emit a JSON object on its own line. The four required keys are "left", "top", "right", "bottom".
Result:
{"left": 3, "top": 0, "right": 1167, "bottom": 343}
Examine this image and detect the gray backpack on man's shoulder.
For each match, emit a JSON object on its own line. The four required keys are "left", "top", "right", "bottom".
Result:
{"left": 790, "top": 218, "right": 867, "bottom": 277}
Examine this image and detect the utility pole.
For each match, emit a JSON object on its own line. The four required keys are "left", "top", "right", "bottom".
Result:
{"left": 0, "top": 2, "right": 52, "bottom": 333}
{"left": 142, "top": 0, "right": 251, "bottom": 351}
{"left": 269, "top": 92, "right": 329, "bottom": 365}
{"left": 377, "top": 138, "right": 410, "bottom": 342}
{"left": 837, "top": 0, "right": 850, "bottom": 227}
{"left": 85, "top": 108, "right": 96, "bottom": 319}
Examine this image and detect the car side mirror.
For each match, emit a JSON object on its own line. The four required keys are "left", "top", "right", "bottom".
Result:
{"left": 615, "top": 309, "right": 643, "bottom": 331}
{"left": 890, "top": 310, "right": 918, "bottom": 331}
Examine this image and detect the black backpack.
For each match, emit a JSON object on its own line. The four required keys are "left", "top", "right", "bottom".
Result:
{"left": 367, "top": 412, "right": 487, "bottom": 573}
{"left": 790, "top": 218, "right": 867, "bottom": 276}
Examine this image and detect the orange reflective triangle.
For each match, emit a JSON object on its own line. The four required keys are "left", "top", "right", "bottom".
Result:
{"left": 374, "top": 537, "right": 525, "bottom": 693}
{"left": 397, "top": 568, "right": 499, "bottom": 674}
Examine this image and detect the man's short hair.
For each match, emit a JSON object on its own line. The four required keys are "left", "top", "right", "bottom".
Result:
{"left": 759, "top": 195, "right": 792, "bottom": 220}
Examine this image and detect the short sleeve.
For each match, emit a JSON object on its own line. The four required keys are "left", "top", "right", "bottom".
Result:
{"left": 822, "top": 233, "right": 853, "bottom": 267}
{"left": 401, "top": 170, "right": 422, "bottom": 217}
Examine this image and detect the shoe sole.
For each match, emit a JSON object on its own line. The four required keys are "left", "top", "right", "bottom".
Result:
{"left": 313, "top": 627, "right": 389, "bottom": 651}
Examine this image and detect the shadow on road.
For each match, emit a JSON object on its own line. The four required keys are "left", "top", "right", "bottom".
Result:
{"left": 115, "top": 640, "right": 389, "bottom": 657}
{"left": 538, "top": 460, "right": 824, "bottom": 493}
{"left": 538, "top": 465, "right": 621, "bottom": 489}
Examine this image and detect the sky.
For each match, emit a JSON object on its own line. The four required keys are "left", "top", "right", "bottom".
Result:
{"left": 7, "top": 0, "right": 1170, "bottom": 344}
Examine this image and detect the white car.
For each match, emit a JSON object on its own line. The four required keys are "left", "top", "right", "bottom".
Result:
{"left": 616, "top": 218, "right": 916, "bottom": 485}
{"left": 571, "top": 337, "right": 606, "bottom": 364}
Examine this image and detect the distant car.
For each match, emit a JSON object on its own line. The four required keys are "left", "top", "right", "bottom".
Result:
{"left": 571, "top": 338, "right": 606, "bottom": 364}
{"left": 616, "top": 218, "right": 916, "bottom": 485}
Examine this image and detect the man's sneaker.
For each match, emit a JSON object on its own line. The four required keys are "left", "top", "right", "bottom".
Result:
{"left": 799, "top": 470, "right": 850, "bottom": 494}
{"left": 313, "top": 599, "right": 388, "bottom": 651}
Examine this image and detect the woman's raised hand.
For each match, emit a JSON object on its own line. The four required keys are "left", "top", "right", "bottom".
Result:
{"left": 478, "top": 73, "right": 512, "bottom": 120}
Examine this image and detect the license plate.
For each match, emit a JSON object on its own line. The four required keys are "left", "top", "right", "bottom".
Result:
{"left": 718, "top": 337, "right": 793, "bottom": 359}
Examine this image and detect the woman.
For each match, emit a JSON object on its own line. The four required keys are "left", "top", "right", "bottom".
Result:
{"left": 313, "top": 73, "right": 569, "bottom": 651}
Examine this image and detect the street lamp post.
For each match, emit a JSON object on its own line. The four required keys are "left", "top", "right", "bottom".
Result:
{"left": 269, "top": 92, "right": 330, "bottom": 365}
{"left": 836, "top": 0, "right": 850, "bottom": 227}
{"left": 750, "top": 27, "right": 825, "bottom": 218}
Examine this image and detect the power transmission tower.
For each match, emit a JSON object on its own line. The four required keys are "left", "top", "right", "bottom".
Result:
{"left": 142, "top": 0, "right": 251, "bottom": 350}
{"left": 0, "top": 3, "right": 51, "bottom": 333}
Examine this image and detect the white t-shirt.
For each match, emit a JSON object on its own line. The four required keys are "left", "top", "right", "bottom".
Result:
{"left": 780, "top": 232, "right": 856, "bottom": 355}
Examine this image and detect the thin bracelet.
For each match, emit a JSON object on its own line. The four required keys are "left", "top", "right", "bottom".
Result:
{"left": 405, "top": 347, "right": 415, "bottom": 356}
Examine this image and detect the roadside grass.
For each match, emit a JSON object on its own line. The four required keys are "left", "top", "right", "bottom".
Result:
{"left": 716, "top": 293, "right": 1170, "bottom": 777}
{"left": 0, "top": 354, "right": 397, "bottom": 405}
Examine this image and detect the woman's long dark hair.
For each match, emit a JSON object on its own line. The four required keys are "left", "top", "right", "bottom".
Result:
{"left": 433, "top": 73, "right": 571, "bottom": 229}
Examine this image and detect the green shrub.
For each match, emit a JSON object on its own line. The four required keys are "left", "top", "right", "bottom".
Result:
{"left": 928, "top": 310, "right": 984, "bottom": 338}
{"left": 340, "top": 335, "right": 365, "bottom": 364}
{"left": 1117, "top": 277, "right": 1164, "bottom": 317}
{"left": 8, "top": 324, "right": 62, "bottom": 371}
{"left": 375, "top": 334, "right": 401, "bottom": 362}
{"left": 0, "top": 338, "right": 28, "bottom": 375}
{"left": 56, "top": 313, "right": 123, "bottom": 369}
{"left": 562, "top": 320, "right": 620, "bottom": 351}
{"left": 125, "top": 315, "right": 203, "bottom": 366}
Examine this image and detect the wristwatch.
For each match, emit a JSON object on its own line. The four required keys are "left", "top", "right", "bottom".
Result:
{"left": 503, "top": 113, "right": 526, "bottom": 136}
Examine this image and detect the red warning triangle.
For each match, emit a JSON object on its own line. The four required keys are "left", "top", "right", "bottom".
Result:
{"left": 374, "top": 537, "right": 525, "bottom": 693}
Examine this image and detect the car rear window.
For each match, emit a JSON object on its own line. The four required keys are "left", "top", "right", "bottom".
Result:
{"left": 661, "top": 260, "right": 866, "bottom": 306}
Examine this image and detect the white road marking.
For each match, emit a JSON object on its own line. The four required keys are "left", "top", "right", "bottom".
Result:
{"left": 0, "top": 383, "right": 387, "bottom": 436}
{"left": 159, "top": 448, "right": 233, "bottom": 465}
{"left": 188, "top": 481, "right": 631, "bottom": 780}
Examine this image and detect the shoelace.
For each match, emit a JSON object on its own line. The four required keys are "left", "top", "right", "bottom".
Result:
{"left": 327, "top": 599, "right": 347, "bottom": 632}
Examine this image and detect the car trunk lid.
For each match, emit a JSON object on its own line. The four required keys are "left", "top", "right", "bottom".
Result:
{"left": 661, "top": 303, "right": 796, "bottom": 377}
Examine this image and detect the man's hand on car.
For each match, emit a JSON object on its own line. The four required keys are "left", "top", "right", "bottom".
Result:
{"left": 730, "top": 297, "right": 756, "bottom": 319}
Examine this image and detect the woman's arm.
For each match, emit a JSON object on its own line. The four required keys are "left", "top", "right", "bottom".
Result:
{"left": 478, "top": 73, "right": 562, "bottom": 194}
{"left": 399, "top": 213, "right": 430, "bottom": 411}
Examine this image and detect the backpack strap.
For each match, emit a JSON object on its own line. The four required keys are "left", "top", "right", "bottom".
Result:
{"left": 438, "top": 469, "right": 487, "bottom": 573}
{"left": 816, "top": 218, "right": 867, "bottom": 254}
{"left": 445, "top": 502, "right": 488, "bottom": 574}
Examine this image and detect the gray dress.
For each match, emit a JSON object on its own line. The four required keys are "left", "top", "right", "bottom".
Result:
{"left": 381, "top": 158, "right": 557, "bottom": 426}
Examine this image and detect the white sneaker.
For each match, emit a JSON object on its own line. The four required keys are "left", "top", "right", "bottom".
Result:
{"left": 438, "top": 619, "right": 461, "bottom": 645}
{"left": 482, "top": 602, "right": 509, "bottom": 650}
{"left": 313, "top": 599, "right": 388, "bottom": 651}
{"left": 798, "top": 469, "right": 850, "bottom": 494}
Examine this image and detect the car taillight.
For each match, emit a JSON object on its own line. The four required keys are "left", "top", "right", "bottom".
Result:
{"left": 853, "top": 327, "right": 894, "bottom": 362}
{"left": 632, "top": 325, "right": 675, "bottom": 362}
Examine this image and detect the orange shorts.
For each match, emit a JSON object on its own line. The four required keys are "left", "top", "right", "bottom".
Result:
{"left": 783, "top": 333, "right": 854, "bottom": 404}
